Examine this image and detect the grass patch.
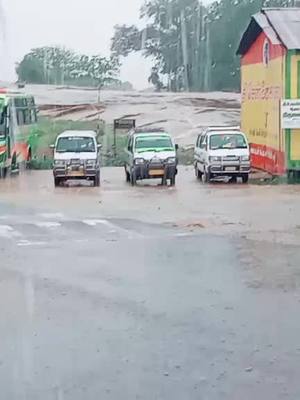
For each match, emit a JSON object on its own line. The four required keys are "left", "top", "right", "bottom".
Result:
{"left": 30, "top": 118, "right": 100, "bottom": 169}
{"left": 33, "top": 118, "right": 98, "bottom": 150}
{"left": 177, "top": 147, "right": 194, "bottom": 165}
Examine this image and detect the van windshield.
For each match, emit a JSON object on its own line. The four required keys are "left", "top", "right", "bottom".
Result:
{"left": 135, "top": 136, "right": 173, "bottom": 152}
{"left": 56, "top": 137, "right": 95, "bottom": 153}
{"left": 210, "top": 134, "right": 247, "bottom": 150}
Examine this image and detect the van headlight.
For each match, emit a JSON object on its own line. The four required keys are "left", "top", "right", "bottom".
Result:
{"left": 241, "top": 155, "right": 250, "bottom": 161}
{"left": 134, "top": 158, "right": 145, "bottom": 165}
{"left": 54, "top": 160, "right": 66, "bottom": 167}
{"left": 86, "top": 159, "right": 97, "bottom": 167}
{"left": 166, "top": 157, "right": 176, "bottom": 164}
{"left": 209, "top": 156, "right": 222, "bottom": 163}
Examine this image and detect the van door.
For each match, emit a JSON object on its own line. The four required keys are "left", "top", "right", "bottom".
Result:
{"left": 125, "top": 135, "right": 134, "bottom": 171}
{"left": 198, "top": 134, "right": 207, "bottom": 172}
{"left": 194, "top": 134, "right": 201, "bottom": 164}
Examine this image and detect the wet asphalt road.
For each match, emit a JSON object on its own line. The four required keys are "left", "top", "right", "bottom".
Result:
{"left": 1, "top": 168, "right": 300, "bottom": 400}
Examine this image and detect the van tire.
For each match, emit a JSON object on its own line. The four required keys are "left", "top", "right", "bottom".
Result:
{"left": 195, "top": 164, "right": 202, "bottom": 180}
{"left": 0, "top": 167, "right": 7, "bottom": 179}
{"left": 203, "top": 168, "right": 211, "bottom": 183}
{"left": 242, "top": 174, "right": 249, "bottom": 184}
{"left": 125, "top": 167, "right": 130, "bottom": 182}
{"left": 94, "top": 171, "right": 101, "bottom": 187}
{"left": 54, "top": 177, "right": 61, "bottom": 187}
{"left": 170, "top": 175, "right": 176, "bottom": 186}
{"left": 130, "top": 170, "right": 136, "bottom": 186}
{"left": 162, "top": 176, "right": 168, "bottom": 186}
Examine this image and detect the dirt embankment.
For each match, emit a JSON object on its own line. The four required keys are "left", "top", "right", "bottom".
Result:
{"left": 28, "top": 85, "right": 241, "bottom": 147}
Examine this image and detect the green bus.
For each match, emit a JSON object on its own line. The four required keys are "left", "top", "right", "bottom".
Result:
{"left": 0, "top": 90, "right": 38, "bottom": 178}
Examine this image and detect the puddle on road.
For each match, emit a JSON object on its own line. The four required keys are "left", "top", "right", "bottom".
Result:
{"left": 236, "top": 239, "right": 300, "bottom": 292}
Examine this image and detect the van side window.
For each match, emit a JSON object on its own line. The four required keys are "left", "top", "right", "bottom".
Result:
{"left": 196, "top": 135, "right": 201, "bottom": 148}
{"left": 31, "top": 109, "right": 37, "bottom": 123}
{"left": 128, "top": 136, "right": 133, "bottom": 152}
{"left": 200, "top": 135, "right": 207, "bottom": 149}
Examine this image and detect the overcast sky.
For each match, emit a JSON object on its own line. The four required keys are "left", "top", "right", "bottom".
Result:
{"left": 1, "top": 0, "right": 211, "bottom": 89}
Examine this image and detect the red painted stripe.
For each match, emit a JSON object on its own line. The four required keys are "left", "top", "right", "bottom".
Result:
{"left": 12, "top": 143, "right": 29, "bottom": 160}
{"left": 241, "top": 31, "right": 285, "bottom": 66}
{"left": 0, "top": 145, "right": 7, "bottom": 154}
{"left": 250, "top": 143, "right": 285, "bottom": 175}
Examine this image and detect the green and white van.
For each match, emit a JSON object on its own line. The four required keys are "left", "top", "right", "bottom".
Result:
{"left": 124, "top": 128, "right": 178, "bottom": 186}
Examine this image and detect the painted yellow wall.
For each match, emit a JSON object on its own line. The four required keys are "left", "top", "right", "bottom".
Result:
{"left": 241, "top": 56, "right": 284, "bottom": 151}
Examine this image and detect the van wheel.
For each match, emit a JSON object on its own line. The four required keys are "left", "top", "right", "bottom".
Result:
{"left": 203, "top": 168, "right": 211, "bottom": 183}
{"left": 130, "top": 170, "right": 136, "bottom": 186}
{"left": 196, "top": 168, "right": 203, "bottom": 180}
{"left": 161, "top": 176, "right": 168, "bottom": 186}
{"left": 0, "top": 167, "right": 7, "bottom": 179}
{"left": 54, "top": 177, "right": 61, "bottom": 187}
{"left": 94, "top": 171, "right": 100, "bottom": 187}
{"left": 242, "top": 174, "right": 249, "bottom": 184}
{"left": 125, "top": 168, "right": 130, "bottom": 182}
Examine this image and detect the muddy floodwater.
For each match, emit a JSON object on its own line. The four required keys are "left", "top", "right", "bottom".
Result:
{"left": 1, "top": 167, "right": 300, "bottom": 400}
{"left": 1, "top": 167, "right": 299, "bottom": 243}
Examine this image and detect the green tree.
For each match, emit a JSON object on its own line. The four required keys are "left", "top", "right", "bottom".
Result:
{"left": 111, "top": 0, "right": 296, "bottom": 92}
{"left": 111, "top": 25, "right": 142, "bottom": 57}
{"left": 206, "top": 0, "right": 295, "bottom": 91}
{"left": 16, "top": 55, "right": 45, "bottom": 84}
{"left": 16, "top": 47, "right": 120, "bottom": 90}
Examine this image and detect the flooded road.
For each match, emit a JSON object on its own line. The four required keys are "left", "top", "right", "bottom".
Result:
{"left": 1, "top": 168, "right": 300, "bottom": 399}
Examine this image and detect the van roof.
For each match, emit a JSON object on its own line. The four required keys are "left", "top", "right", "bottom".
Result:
{"left": 57, "top": 130, "right": 97, "bottom": 139}
{"left": 204, "top": 126, "right": 240, "bottom": 132}
{"left": 129, "top": 127, "right": 167, "bottom": 135}
{"left": 134, "top": 132, "right": 170, "bottom": 138}
{"left": 206, "top": 130, "right": 245, "bottom": 137}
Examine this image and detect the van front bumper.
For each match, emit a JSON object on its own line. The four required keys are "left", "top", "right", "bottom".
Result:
{"left": 133, "top": 163, "right": 177, "bottom": 179}
{"left": 209, "top": 163, "right": 250, "bottom": 174}
{"left": 53, "top": 166, "right": 98, "bottom": 179}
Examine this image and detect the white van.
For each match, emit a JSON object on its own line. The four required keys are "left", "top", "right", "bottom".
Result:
{"left": 51, "top": 130, "right": 101, "bottom": 187}
{"left": 194, "top": 127, "right": 251, "bottom": 183}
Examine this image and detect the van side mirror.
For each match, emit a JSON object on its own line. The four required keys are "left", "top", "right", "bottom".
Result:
{"left": 49, "top": 144, "right": 55, "bottom": 149}
{"left": 97, "top": 144, "right": 102, "bottom": 150}
{"left": 175, "top": 144, "right": 179, "bottom": 151}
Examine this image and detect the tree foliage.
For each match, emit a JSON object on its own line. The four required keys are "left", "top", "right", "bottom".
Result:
{"left": 111, "top": 0, "right": 297, "bottom": 92}
{"left": 16, "top": 47, "right": 120, "bottom": 88}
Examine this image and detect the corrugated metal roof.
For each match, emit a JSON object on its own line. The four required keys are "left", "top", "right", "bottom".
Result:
{"left": 264, "top": 8, "right": 300, "bottom": 49}
{"left": 237, "top": 8, "right": 300, "bottom": 55}
{"left": 253, "top": 12, "right": 280, "bottom": 45}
